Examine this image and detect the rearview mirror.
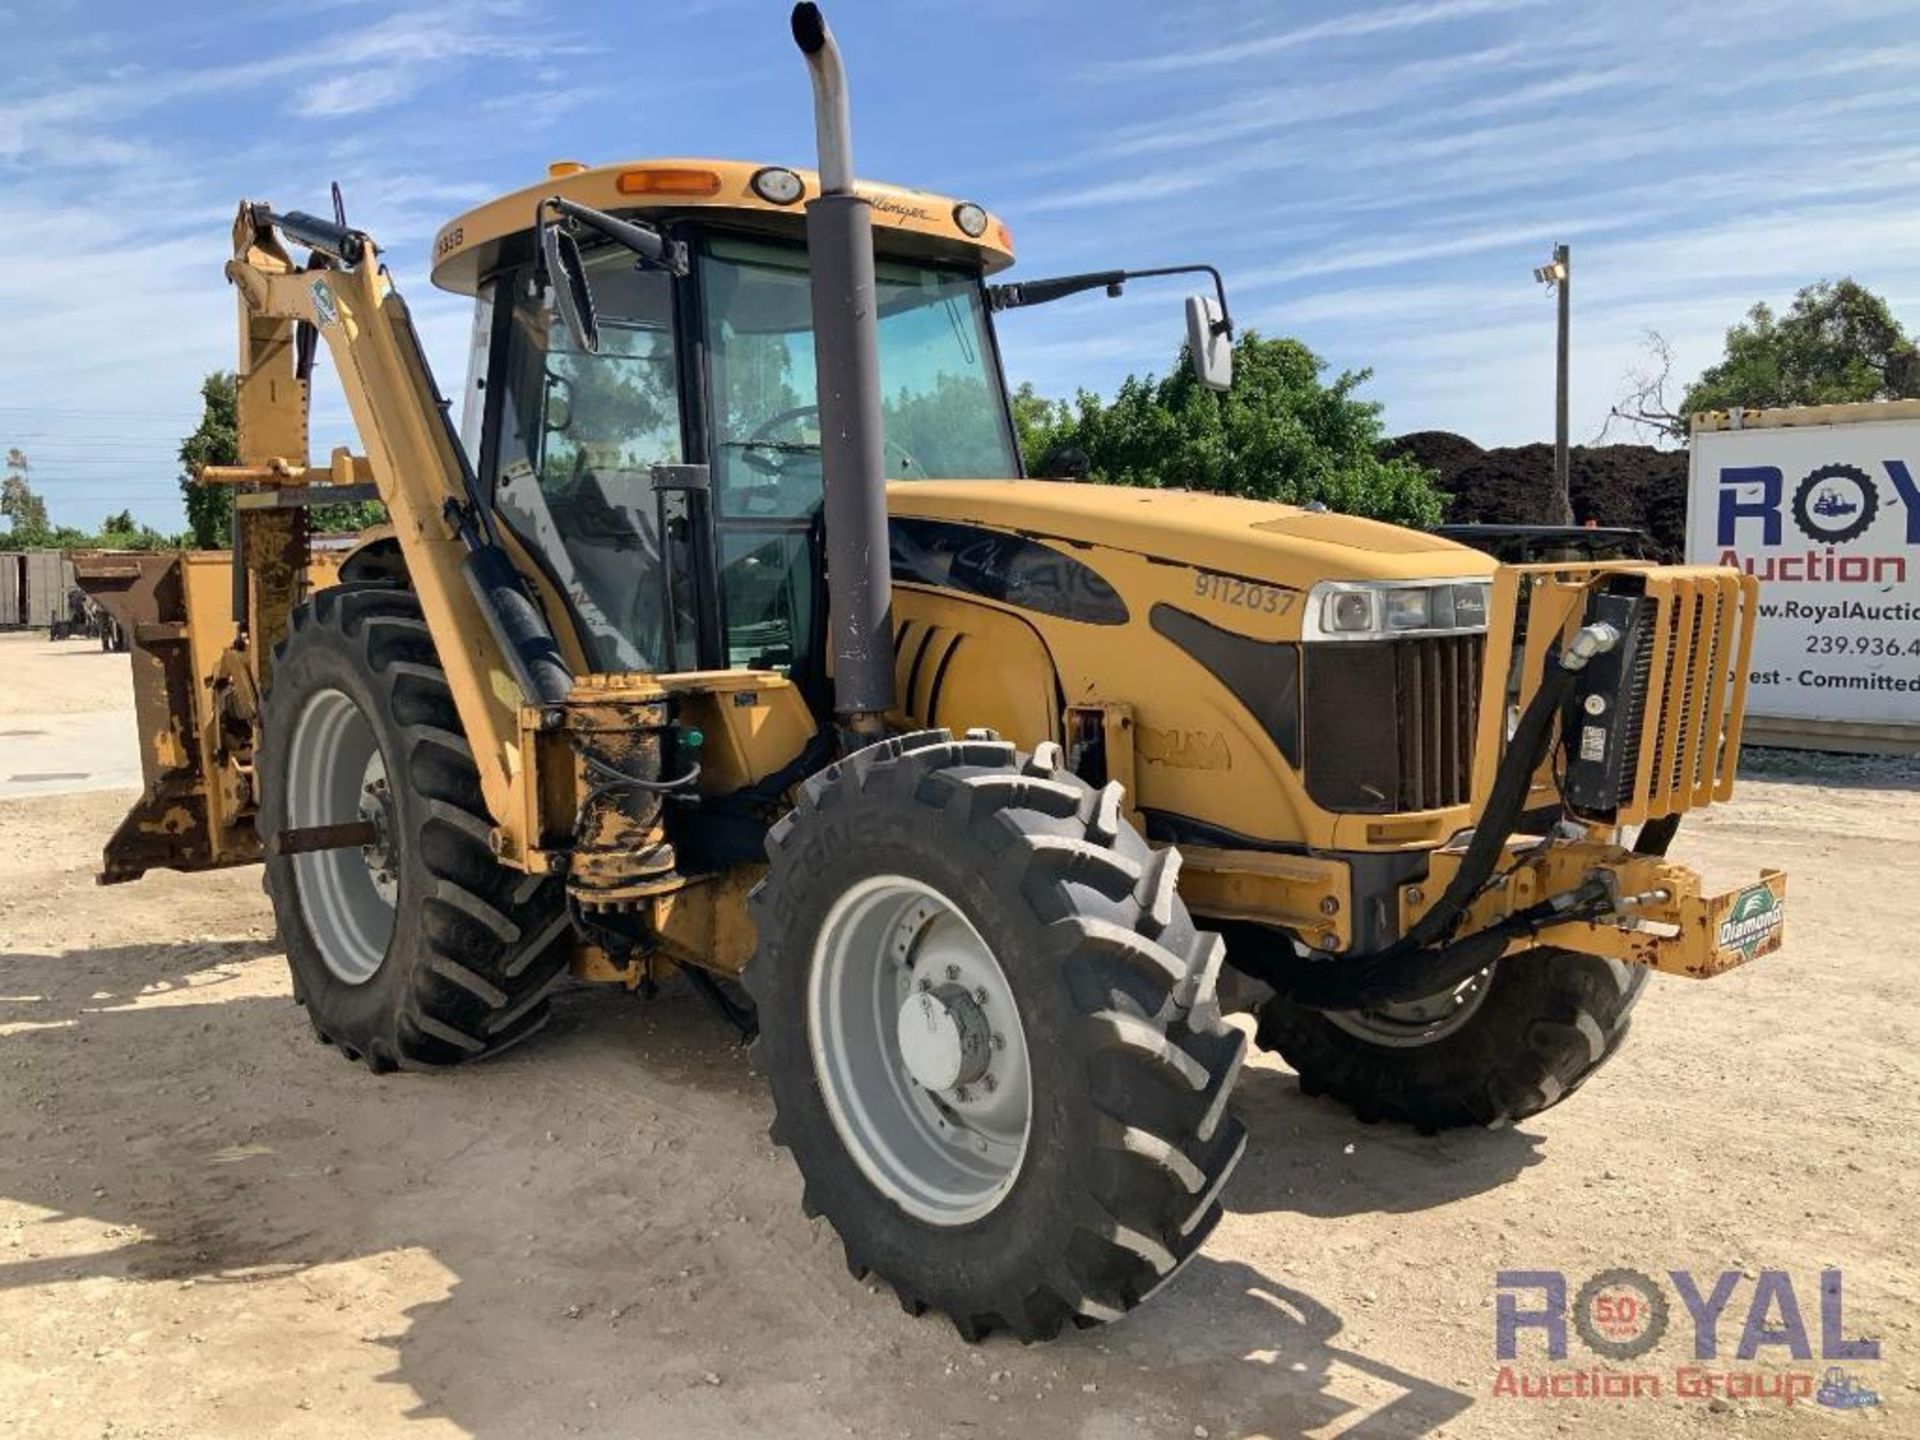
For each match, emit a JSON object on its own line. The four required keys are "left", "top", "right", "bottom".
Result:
{"left": 539, "top": 220, "right": 599, "bottom": 355}
{"left": 1186, "top": 294, "right": 1232, "bottom": 392}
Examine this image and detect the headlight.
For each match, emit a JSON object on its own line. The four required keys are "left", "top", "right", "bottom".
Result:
{"left": 1324, "top": 590, "right": 1376, "bottom": 633}
{"left": 750, "top": 166, "right": 805, "bottom": 205}
{"left": 1383, "top": 589, "right": 1432, "bottom": 631}
{"left": 1304, "top": 579, "right": 1491, "bottom": 641}
{"left": 952, "top": 201, "right": 990, "bottom": 237}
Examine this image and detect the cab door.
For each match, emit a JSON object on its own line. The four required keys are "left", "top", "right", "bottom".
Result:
{"left": 481, "top": 249, "right": 697, "bottom": 674}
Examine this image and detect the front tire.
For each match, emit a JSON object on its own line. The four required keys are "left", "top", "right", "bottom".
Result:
{"left": 1253, "top": 945, "right": 1648, "bottom": 1132}
{"left": 257, "top": 584, "right": 571, "bottom": 1071}
{"left": 746, "top": 730, "right": 1246, "bottom": 1341}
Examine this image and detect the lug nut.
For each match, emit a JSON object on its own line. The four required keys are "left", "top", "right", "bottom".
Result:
{"left": 917, "top": 978, "right": 932, "bottom": 992}
{"left": 973, "top": 987, "right": 988, "bottom": 1005}
{"left": 991, "top": 1033, "right": 1005, "bottom": 1051}
{"left": 982, "top": 1074, "right": 998, "bottom": 1094}
{"left": 945, "top": 965, "right": 960, "bottom": 981}
{"left": 953, "top": 1085, "right": 970, "bottom": 1103}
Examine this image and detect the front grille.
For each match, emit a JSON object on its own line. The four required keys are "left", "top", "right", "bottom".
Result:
{"left": 1397, "top": 633, "right": 1483, "bottom": 811}
{"left": 1303, "top": 634, "right": 1485, "bottom": 813}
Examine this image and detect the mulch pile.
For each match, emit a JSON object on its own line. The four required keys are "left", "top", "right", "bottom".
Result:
{"left": 1384, "top": 431, "right": 1689, "bottom": 555}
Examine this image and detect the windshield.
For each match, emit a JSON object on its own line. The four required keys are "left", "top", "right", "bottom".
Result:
{"left": 702, "top": 234, "right": 1019, "bottom": 518}
{"left": 699, "top": 234, "right": 1018, "bottom": 675}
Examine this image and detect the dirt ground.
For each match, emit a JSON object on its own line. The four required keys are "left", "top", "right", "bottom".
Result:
{"left": 1, "top": 628, "right": 1915, "bottom": 1439}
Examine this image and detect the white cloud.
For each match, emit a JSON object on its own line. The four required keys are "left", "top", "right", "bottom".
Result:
{"left": 1095, "top": 0, "right": 1546, "bottom": 77}
{"left": 293, "top": 68, "right": 419, "bottom": 120}
{"left": 0, "top": 1, "right": 583, "bottom": 531}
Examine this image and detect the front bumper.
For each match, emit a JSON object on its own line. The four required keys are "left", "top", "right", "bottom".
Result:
{"left": 1409, "top": 837, "right": 1787, "bottom": 978}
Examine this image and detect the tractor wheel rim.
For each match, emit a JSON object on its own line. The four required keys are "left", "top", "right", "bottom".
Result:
{"left": 1326, "top": 967, "right": 1493, "bottom": 1048}
{"left": 287, "top": 687, "right": 396, "bottom": 985}
{"left": 807, "top": 875, "right": 1032, "bottom": 1227}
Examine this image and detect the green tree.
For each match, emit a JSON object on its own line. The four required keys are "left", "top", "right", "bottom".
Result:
{"left": 1008, "top": 380, "right": 1073, "bottom": 469}
{"left": 3, "top": 448, "right": 51, "bottom": 545}
{"left": 176, "top": 371, "right": 383, "bottom": 544}
{"left": 1016, "top": 333, "right": 1444, "bottom": 526}
{"left": 179, "top": 372, "right": 239, "bottom": 548}
{"left": 1679, "top": 278, "right": 1920, "bottom": 424}
{"left": 93, "top": 509, "right": 175, "bottom": 551}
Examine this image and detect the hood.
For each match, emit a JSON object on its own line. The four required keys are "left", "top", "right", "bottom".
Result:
{"left": 885, "top": 480, "right": 1493, "bottom": 587}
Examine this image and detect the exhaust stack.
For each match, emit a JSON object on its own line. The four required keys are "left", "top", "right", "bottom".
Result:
{"left": 791, "top": 2, "right": 893, "bottom": 740}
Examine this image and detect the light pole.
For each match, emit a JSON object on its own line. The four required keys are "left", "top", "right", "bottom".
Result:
{"left": 1532, "top": 243, "right": 1572, "bottom": 525}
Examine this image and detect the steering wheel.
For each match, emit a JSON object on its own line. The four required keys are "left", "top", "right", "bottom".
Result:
{"left": 737, "top": 404, "right": 925, "bottom": 479}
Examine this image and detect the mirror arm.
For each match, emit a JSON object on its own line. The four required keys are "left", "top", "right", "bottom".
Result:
{"left": 1124, "top": 263, "right": 1233, "bottom": 337}
{"left": 540, "top": 196, "right": 689, "bottom": 277}
{"left": 987, "top": 262, "right": 1233, "bottom": 336}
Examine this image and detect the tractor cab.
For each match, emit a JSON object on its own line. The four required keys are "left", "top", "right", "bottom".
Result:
{"left": 433, "top": 160, "right": 1025, "bottom": 696}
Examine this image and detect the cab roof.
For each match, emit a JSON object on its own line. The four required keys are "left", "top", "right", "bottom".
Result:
{"left": 429, "top": 157, "right": 1015, "bottom": 296}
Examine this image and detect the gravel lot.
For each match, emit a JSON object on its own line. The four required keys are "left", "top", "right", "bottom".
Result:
{"left": 1, "top": 629, "right": 1914, "bottom": 1439}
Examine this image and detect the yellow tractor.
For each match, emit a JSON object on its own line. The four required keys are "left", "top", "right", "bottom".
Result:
{"left": 78, "top": 5, "right": 1786, "bottom": 1340}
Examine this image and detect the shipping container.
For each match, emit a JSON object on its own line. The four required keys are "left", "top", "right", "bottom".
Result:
{"left": 0, "top": 553, "right": 21, "bottom": 627}
{"left": 0, "top": 550, "right": 79, "bottom": 630}
{"left": 1688, "top": 399, "right": 1920, "bottom": 754}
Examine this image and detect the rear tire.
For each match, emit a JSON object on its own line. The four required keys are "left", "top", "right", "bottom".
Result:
{"left": 257, "top": 583, "right": 571, "bottom": 1071}
{"left": 745, "top": 730, "right": 1246, "bottom": 1341}
{"left": 1253, "top": 945, "right": 1648, "bottom": 1133}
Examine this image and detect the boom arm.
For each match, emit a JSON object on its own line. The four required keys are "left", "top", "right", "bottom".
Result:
{"left": 223, "top": 201, "right": 568, "bottom": 841}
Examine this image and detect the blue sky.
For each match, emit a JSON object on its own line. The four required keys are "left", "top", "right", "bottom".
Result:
{"left": 2, "top": 0, "right": 1915, "bottom": 533}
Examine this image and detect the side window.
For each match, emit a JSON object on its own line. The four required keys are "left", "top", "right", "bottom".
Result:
{"left": 490, "top": 254, "right": 686, "bottom": 672}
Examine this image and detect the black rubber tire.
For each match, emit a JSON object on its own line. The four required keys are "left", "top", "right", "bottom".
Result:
{"left": 257, "top": 583, "right": 572, "bottom": 1072}
{"left": 1253, "top": 946, "right": 1649, "bottom": 1134}
{"left": 744, "top": 729, "right": 1247, "bottom": 1342}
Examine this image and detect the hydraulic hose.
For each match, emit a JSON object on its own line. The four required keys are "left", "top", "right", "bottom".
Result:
{"left": 1267, "top": 621, "right": 1620, "bottom": 1009}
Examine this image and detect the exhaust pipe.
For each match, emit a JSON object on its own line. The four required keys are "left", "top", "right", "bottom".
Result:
{"left": 792, "top": 3, "right": 893, "bottom": 740}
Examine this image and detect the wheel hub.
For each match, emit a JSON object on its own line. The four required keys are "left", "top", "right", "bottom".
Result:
{"left": 896, "top": 985, "right": 991, "bottom": 1093}
{"left": 358, "top": 758, "right": 398, "bottom": 902}
{"left": 1326, "top": 967, "right": 1494, "bottom": 1048}
{"left": 807, "top": 874, "right": 1033, "bottom": 1227}
{"left": 286, "top": 687, "right": 398, "bottom": 985}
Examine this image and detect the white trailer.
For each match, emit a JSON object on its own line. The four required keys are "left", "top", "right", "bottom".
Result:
{"left": 1688, "top": 399, "right": 1920, "bottom": 754}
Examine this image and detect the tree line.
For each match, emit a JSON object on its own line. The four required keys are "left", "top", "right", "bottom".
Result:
{"left": 2, "top": 373, "right": 381, "bottom": 551}
{"left": 3, "top": 277, "right": 1916, "bottom": 551}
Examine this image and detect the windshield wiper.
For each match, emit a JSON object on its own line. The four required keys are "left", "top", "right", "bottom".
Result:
{"left": 941, "top": 295, "right": 978, "bottom": 366}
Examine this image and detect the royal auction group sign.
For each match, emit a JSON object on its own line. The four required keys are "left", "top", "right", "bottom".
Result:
{"left": 1688, "top": 407, "right": 1920, "bottom": 729}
